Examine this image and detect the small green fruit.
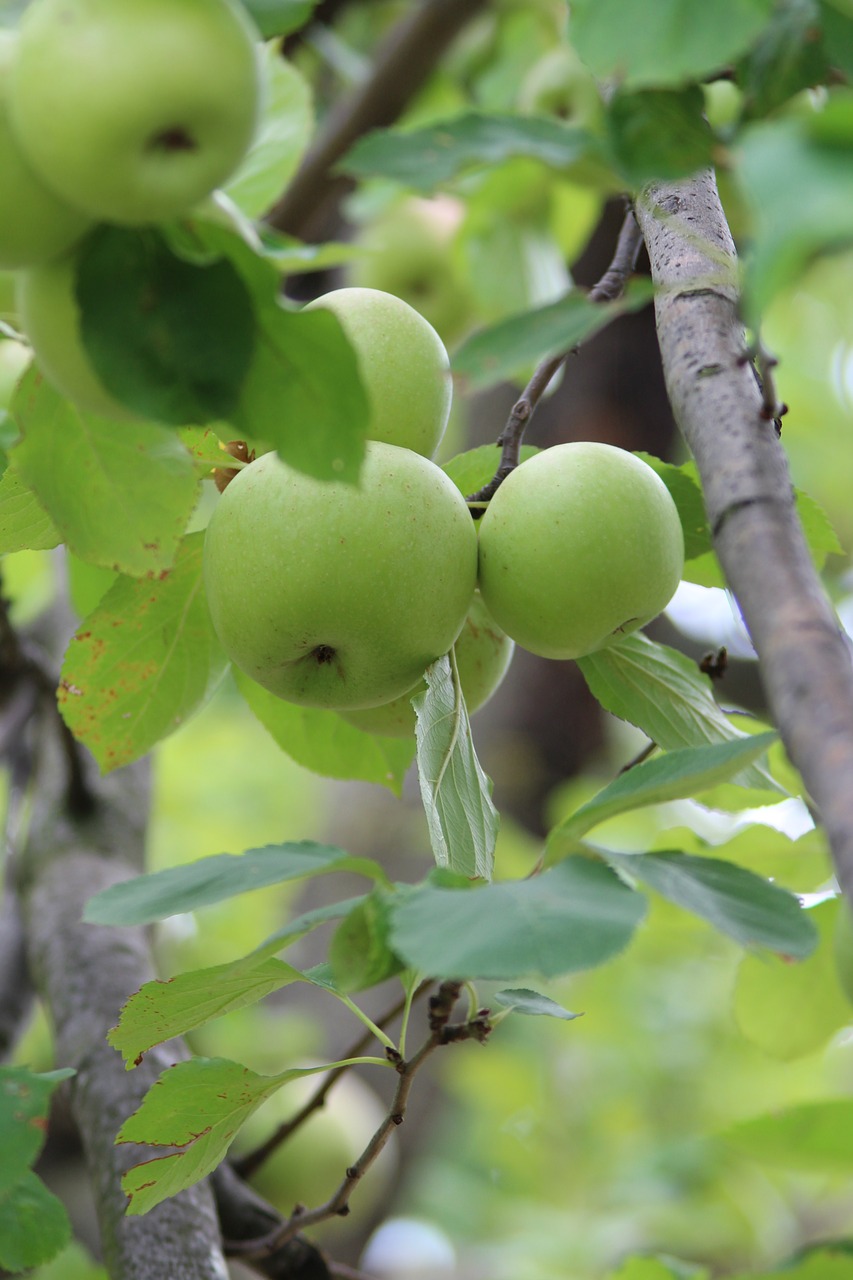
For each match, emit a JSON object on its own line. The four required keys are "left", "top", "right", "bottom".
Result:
{"left": 347, "top": 197, "right": 472, "bottom": 343}
{"left": 10, "top": 0, "right": 262, "bottom": 225}
{"left": 477, "top": 443, "right": 684, "bottom": 660}
{"left": 833, "top": 903, "right": 853, "bottom": 1007}
{"left": 305, "top": 287, "right": 452, "bottom": 458}
{"left": 203, "top": 443, "right": 478, "bottom": 710}
{"left": 16, "top": 245, "right": 137, "bottom": 420}
{"left": 342, "top": 592, "right": 515, "bottom": 737}
{"left": 517, "top": 46, "right": 603, "bottom": 129}
{"left": 0, "top": 30, "right": 90, "bottom": 269}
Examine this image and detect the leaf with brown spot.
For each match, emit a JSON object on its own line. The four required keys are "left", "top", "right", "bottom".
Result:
{"left": 59, "top": 533, "right": 227, "bottom": 771}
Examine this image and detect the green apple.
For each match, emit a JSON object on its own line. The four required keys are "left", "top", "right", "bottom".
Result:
{"left": 477, "top": 443, "right": 684, "bottom": 660}
{"left": 16, "top": 245, "right": 138, "bottom": 420}
{"left": 342, "top": 592, "right": 514, "bottom": 737}
{"left": 305, "top": 287, "right": 452, "bottom": 459}
{"left": 0, "top": 340, "right": 29, "bottom": 410}
{"left": 203, "top": 443, "right": 478, "bottom": 709}
{"left": 517, "top": 46, "right": 604, "bottom": 129}
{"left": 347, "top": 197, "right": 472, "bottom": 344}
{"left": 0, "top": 271, "right": 16, "bottom": 323}
{"left": 10, "top": 0, "right": 262, "bottom": 225}
{"left": 0, "top": 30, "right": 91, "bottom": 269}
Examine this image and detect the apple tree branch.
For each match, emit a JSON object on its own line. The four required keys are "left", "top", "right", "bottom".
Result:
{"left": 634, "top": 169, "right": 853, "bottom": 899}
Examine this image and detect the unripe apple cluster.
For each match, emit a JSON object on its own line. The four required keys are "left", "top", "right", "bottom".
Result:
{"left": 0, "top": 0, "right": 263, "bottom": 410}
{"left": 203, "top": 289, "right": 684, "bottom": 734}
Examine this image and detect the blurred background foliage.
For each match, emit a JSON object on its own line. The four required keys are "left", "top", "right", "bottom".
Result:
{"left": 3, "top": 0, "right": 853, "bottom": 1275}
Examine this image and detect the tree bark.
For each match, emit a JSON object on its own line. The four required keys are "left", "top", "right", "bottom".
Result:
{"left": 635, "top": 170, "right": 853, "bottom": 897}
{"left": 12, "top": 706, "right": 231, "bottom": 1280}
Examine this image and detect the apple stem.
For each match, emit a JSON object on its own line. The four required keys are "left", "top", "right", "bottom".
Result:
{"left": 466, "top": 203, "right": 645, "bottom": 516}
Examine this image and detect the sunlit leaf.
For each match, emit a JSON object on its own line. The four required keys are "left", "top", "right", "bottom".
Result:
{"left": 736, "top": 117, "right": 853, "bottom": 317}
{"left": 236, "top": 670, "right": 414, "bottom": 795}
{"left": 733, "top": 898, "right": 850, "bottom": 1060}
{"left": 441, "top": 444, "right": 540, "bottom": 502}
{"left": 108, "top": 958, "right": 305, "bottom": 1068}
{"left": 13, "top": 370, "right": 198, "bottom": 575}
{"left": 0, "top": 461, "right": 61, "bottom": 553}
{"left": 389, "top": 858, "right": 646, "bottom": 980}
{"left": 342, "top": 113, "right": 603, "bottom": 192}
{"left": 84, "top": 841, "right": 389, "bottom": 926}
{"left": 577, "top": 634, "right": 783, "bottom": 794}
{"left": 608, "top": 850, "right": 816, "bottom": 956}
{"left": 493, "top": 989, "right": 583, "bottom": 1021}
{"left": 413, "top": 654, "right": 498, "bottom": 881}
{"left": 225, "top": 50, "right": 313, "bottom": 218}
{"left": 723, "top": 1098, "right": 853, "bottom": 1171}
{"left": 118, "top": 1057, "right": 324, "bottom": 1215}
{"left": 58, "top": 533, "right": 227, "bottom": 771}
{"left": 547, "top": 733, "right": 779, "bottom": 862}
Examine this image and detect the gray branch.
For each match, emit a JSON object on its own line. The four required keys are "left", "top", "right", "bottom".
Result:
{"left": 635, "top": 171, "right": 853, "bottom": 895}
{"left": 12, "top": 702, "right": 230, "bottom": 1280}
{"left": 267, "top": 0, "right": 488, "bottom": 240}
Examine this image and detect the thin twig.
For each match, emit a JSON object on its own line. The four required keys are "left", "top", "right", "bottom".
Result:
{"left": 233, "top": 983, "right": 490, "bottom": 1259}
{"left": 267, "top": 0, "right": 488, "bottom": 240}
{"left": 233, "top": 983, "right": 431, "bottom": 1180}
{"left": 466, "top": 205, "right": 645, "bottom": 513}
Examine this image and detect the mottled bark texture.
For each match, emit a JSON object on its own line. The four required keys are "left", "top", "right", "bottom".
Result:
{"left": 635, "top": 170, "right": 853, "bottom": 896}
{"left": 12, "top": 707, "right": 231, "bottom": 1280}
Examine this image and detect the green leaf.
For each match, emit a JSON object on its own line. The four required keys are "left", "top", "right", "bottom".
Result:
{"left": 58, "top": 533, "right": 227, "bottom": 772}
{"left": 329, "top": 891, "right": 402, "bottom": 993}
{"left": 606, "top": 87, "right": 714, "bottom": 186}
{"left": 546, "top": 733, "right": 779, "bottom": 861}
{"left": 240, "top": 0, "right": 319, "bottom": 38}
{"left": 736, "top": 117, "right": 853, "bottom": 317}
{"left": 118, "top": 1057, "right": 326, "bottom": 1215}
{"left": 577, "top": 633, "right": 784, "bottom": 794}
{"left": 341, "top": 113, "right": 604, "bottom": 192}
{"left": 13, "top": 370, "right": 198, "bottom": 575}
{"left": 234, "top": 896, "right": 366, "bottom": 972}
{"left": 188, "top": 222, "right": 369, "bottom": 484}
{"left": 388, "top": 857, "right": 646, "bottom": 980}
{"left": 77, "top": 225, "right": 255, "bottom": 424}
{"left": 608, "top": 850, "right": 816, "bottom": 957}
{"left": 225, "top": 50, "right": 313, "bottom": 218}
{"left": 0, "top": 461, "right": 61, "bottom": 553}
{"left": 570, "top": 0, "right": 775, "bottom": 88}
{"left": 492, "top": 989, "right": 583, "bottom": 1021}
{"left": 734, "top": 898, "right": 851, "bottom": 1060}
{"left": 84, "top": 841, "right": 389, "bottom": 926}
{"left": 413, "top": 654, "right": 499, "bottom": 881}
{"left": 607, "top": 1258, "right": 709, "bottom": 1280}
{"left": 738, "top": 0, "right": 830, "bottom": 121}
{"left": 442, "top": 444, "right": 540, "bottom": 501}
{"left": 108, "top": 957, "right": 306, "bottom": 1068}
{"left": 797, "top": 486, "right": 845, "bottom": 567}
{"left": 723, "top": 1098, "right": 853, "bottom": 1172}
{"left": 236, "top": 669, "right": 414, "bottom": 795}
{"left": 0, "top": 1171, "right": 70, "bottom": 1271}
{"left": 451, "top": 280, "right": 654, "bottom": 391}
{"left": 0, "top": 1067, "right": 75, "bottom": 1197}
